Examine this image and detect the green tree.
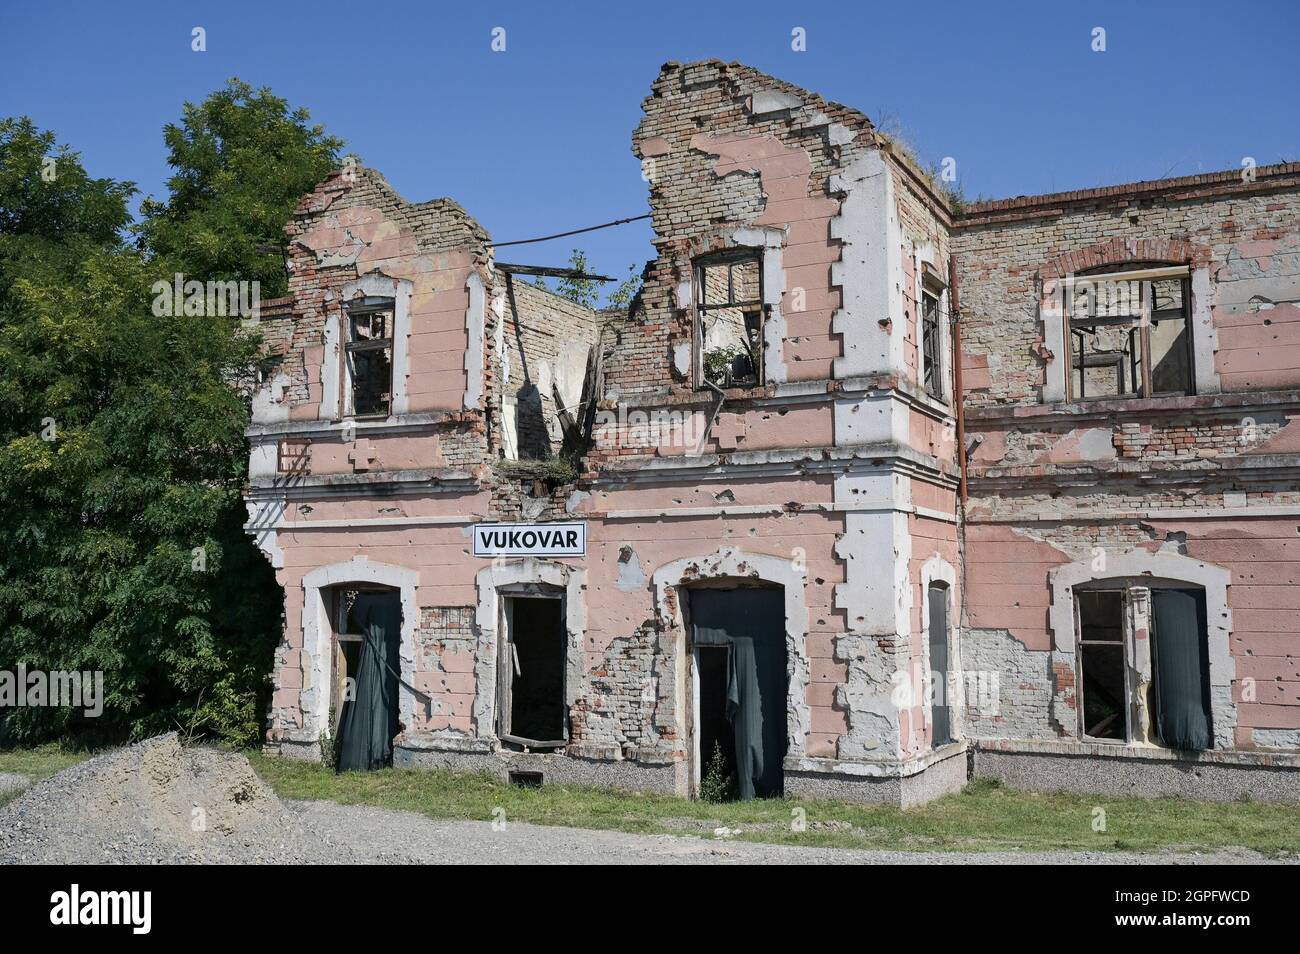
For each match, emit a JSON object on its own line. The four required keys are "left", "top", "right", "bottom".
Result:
{"left": 138, "top": 79, "right": 343, "bottom": 297}
{"left": 607, "top": 264, "right": 642, "bottom": 311}
{"left": 552, "top": 249, "right": 642, "bottom": 311}
{"left": 0, "top": 116, "right": 283, "bottom": 747}
{"left": 553, "top": 248, "right": 600, "bottom": 310}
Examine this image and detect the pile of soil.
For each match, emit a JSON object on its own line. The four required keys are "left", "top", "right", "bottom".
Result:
{"left": 0, "top": 733, "right": 358, "bottom": 864}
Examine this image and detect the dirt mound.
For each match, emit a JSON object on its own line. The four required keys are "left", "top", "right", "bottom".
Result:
{"left": 0, "top": 733, "right": 359, "bottom": 864}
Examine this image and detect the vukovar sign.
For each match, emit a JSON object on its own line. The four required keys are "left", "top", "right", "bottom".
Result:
{"left": 472, "top": 522, "right": 586, "bottom": 557}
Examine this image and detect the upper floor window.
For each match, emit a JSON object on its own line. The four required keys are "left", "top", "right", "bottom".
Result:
{"left": 345, "top": 296, "right": 394, "bottom": 416}
{"left": 921, "top": 281, "right": 945, "bottom": 400}
{"left": 696, "top": 251, "right": 763, "bottom": 388}
{"left": 1066, "top": 266, "right": 1192, "bottom": 400}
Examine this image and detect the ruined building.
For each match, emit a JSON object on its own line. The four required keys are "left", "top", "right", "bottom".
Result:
{"left": 245, "top": 61, "right": 1300, "bottom": 804}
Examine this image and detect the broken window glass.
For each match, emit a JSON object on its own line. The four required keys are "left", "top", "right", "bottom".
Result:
{"left": 696, "top": 253, "right": 763, "bottom": 388}
{"left": 1077, "top": 590, "right": 1128, "bottom": 741}
{"left": 346, "top": 299, "right": 394, "bottom": 416}
{"left": 1066, "top": 269, "right": 1193, "bottom": 400}
{"left": 921, "top": 287, "right": 944, "bottom": 399}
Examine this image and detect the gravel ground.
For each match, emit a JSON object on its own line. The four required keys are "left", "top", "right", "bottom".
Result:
{"left": 284, "top": 800, "right": 1285, "bottom": 865}
{"left": 0, "top": 734, "right": 1289, "bottom": 865}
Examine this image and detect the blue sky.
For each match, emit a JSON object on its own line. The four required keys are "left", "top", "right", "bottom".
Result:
{"left": 2, "top": 1, "right": 1296, "bottom": 290}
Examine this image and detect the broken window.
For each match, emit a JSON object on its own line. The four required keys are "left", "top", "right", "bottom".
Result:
{"left": 1065, "top": 266, "right": 1193, "bottom": 400}
{"left": 345, "top": 297, "right": 394, "bottom": 416}
{"left": 498, "top": 594, "right": 567, "bottom": 747}
{"left": 1075, "top": 585, "right": 1212, "bottom": 749}
{"left": 696, "top": 251, "right": 763, "bottom": 388}
{"left": 921, "top": 284, "right": 945, "bottom": 400}
{"left": 1077, "top": 590, "right": 1128, "bottom": 741}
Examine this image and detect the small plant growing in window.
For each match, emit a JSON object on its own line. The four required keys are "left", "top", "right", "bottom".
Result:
{"left": 703, "top": 345, "right": 752, "bottom": 388}
{"left": 699, "top": 740, "right": 738, "bottom": 803}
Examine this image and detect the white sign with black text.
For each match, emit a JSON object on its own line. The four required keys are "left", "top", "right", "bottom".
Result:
{"left": 472, "top": 522, "right": 586, "bottom": 557}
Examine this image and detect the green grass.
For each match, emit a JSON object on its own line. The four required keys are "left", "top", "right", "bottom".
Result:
{"left": 0, "top": 744, "right": 93, "bottom": 808}
{"left": 248, "top": 754, "right": 1300, "bottom": 856}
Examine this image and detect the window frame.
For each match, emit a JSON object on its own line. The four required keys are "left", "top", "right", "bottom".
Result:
{"left": 1064, "top": 265, "right": 1195, "bottom": 402}
{"left": 920, "top": 277, "right": 946, "bottom": 401}
{"left": 693, "top": 249, "right": 765, "bottom": 390}
{"left": 342, "top": 295, "right": 396, "bottom": 418}
{"left": 1074, "top": 587, "right": 1133, "bottom": 744}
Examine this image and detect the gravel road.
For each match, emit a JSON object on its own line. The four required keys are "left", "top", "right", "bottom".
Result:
{"left": 282, "top": 800, "right": 1284, "bottom": 865}
{"left": 0, "top": 735, "right": 1288, "bottom": 865}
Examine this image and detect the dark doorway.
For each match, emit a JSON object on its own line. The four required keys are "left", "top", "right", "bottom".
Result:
{"left": 502, "top": 596, "right": 566, "bottom": 746}
{"left": 928, "top": 582, "right": 952, "bottom": 746}
{"left": 696, "top": 645, "right": 738, "bottom": 800}
{"left": 333, "top": 587, "right": 402, "bottom": 772}
{"left": 690, "top": 587, "right": 787, "bottom": 800}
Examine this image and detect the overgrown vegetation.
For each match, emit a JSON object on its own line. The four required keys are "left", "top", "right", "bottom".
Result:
{"left": 247, "top": 755, "right": 1300, "bottom": 855}
{"left": 698, "top": 741, "right": 738, "bottom": 803}
{"left": 0, "top": 81, "right": 342, "bottom": 749}
{"left": 493, "top": 454, "right": 583, "bottom": 485}
{"left": 547, "top": 249, "right": 642, "bottom": 312}
{"left": 0, "top": 743, "right": 91, "bottom": 808}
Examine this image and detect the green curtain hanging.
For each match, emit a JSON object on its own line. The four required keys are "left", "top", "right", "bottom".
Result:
{"left": 337, "top": 593, "right": 402, "bottom": 772}
{"left": 1151, "top": 589, "right": 1213, "bottom": 752}
{"left": 691, "top": 589, "right": 786, "bottom": 800}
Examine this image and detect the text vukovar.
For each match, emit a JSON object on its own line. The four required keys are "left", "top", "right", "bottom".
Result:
{"left": 477, "top": 527, "right": 580, "bottom": 550}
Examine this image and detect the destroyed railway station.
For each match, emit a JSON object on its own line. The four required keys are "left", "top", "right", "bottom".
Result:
{"left": 244, "top": 60, "right": 1300, "bottom": 806}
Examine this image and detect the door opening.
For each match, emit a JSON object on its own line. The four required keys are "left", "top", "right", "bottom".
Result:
{"left": 695, "top": 645, "right": 738, "bottom": 801}
{"left": 688, "top": 586, "right": 787, "bottom": 800}
{"left": 500, "top": 595, "right": 567, "bottom": 748}
{"left": 331, "top": 586, "right": 402, "bottom": 771}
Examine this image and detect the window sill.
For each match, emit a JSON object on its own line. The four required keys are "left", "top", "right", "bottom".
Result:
{"left": 965, "top": 388, "right": 1300, "bottom": 425}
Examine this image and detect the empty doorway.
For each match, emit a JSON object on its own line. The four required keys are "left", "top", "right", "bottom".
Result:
{"left": 499, "top": 594, "right": 567, "bottom": 747}
{"left": 688, "top": 586, "right": 787, "bottom": 800}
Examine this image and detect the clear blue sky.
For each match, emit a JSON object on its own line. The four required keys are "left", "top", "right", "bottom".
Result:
{"left": 2, "top": 0, "right": 1296, "bottom": 288}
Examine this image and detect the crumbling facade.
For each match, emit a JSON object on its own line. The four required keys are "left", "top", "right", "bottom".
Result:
{"left": 246, "top": 60, "right": 1300, "bottom": 804}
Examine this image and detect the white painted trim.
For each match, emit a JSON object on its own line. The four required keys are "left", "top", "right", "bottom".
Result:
{"left": 245, "top": 500, "right": 285, "bottom": 569}
{"left": 321, "top": 312, "right": 342, "bottom": 419}
{"left": 831, "top": 149, "right": 904, "bottom": 379}
{"left": 919, "top": 555, "right": 959, "bottom": 748}
{"left": 1047, "top": 549, "right": 1235, "bottom": 749}
{"left": 833, "top": 472, "right": 913, "bottom": 636}
{"left": 300, "top": 557, "right": 420, "bottom": 742}
{"left": 474, "top": 559, "right": 587, "bottom": 742}
{"left": 731, "top": 227, "right": 788, "bottom": 385}
{"left": 464, "top": 271, "right": 486, "bottom": 409}
{"left": 651, "top": 546, "right": 810, "bottom": 759}
{"left": 339, "top": 271, "right": 415, "bottom": 416}
{"left": 1191, "top": 266, "right": 1221, "bottom": 395}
